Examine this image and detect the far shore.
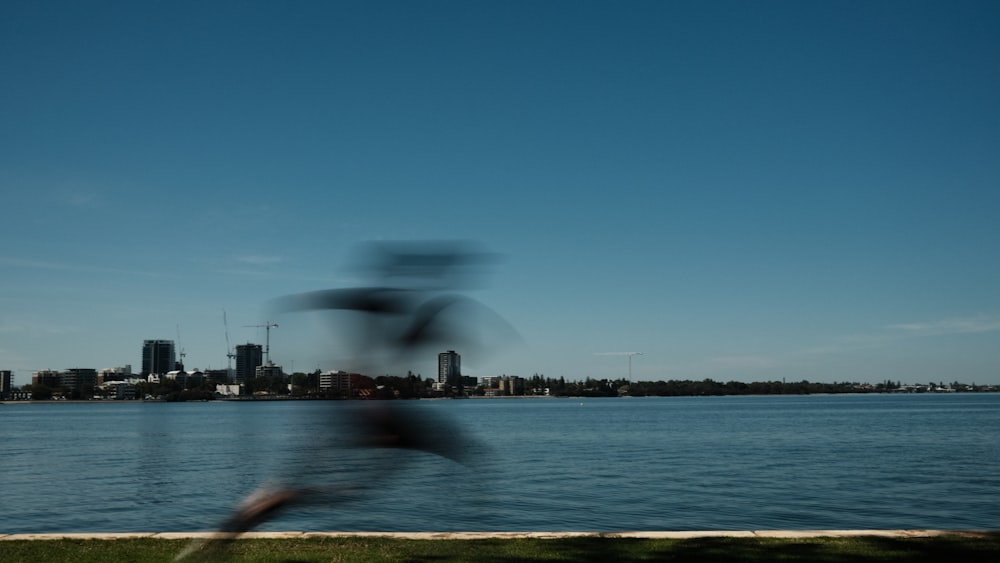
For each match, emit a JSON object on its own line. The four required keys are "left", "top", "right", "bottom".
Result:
{"left": 4, "top": 392, "right": 998, "bottom": 406}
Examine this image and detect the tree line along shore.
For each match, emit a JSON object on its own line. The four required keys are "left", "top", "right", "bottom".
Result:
{"left": 6, "top": 371, "right": 997, "bottom": 403}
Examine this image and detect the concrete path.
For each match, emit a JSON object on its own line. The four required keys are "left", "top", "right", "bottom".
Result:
{"left": 1, "top": 530, "right": 995, "bottom": 540}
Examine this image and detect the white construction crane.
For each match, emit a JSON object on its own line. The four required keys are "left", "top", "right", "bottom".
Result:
{"left": 244, "top": 321, "right": 279, "bottom": 364}
{"left": 223, "top": 310, "right": 235, "bottom": 380}
{"left": 176, "top": 325, "right": 186, "bottom": 370}
{"left": 594, "top": 351, "right": 643, "bottom": 382}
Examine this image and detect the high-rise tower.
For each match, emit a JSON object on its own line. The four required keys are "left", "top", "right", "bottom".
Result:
{"left": 235, "top": 343, "right": 263, "bottom": 384}
{"left": 438, "top": 350, "right": 461, "bottom": 387}
{"left": 0, "top": 370, "right": 12, "bottom": 399}
{"left": 142, "top": 340, "right": 176, "bottom": 376}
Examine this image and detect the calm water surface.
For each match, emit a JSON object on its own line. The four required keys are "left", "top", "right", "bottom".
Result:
{"left": 1, "top": 394, "right": 998, "bottom": 533}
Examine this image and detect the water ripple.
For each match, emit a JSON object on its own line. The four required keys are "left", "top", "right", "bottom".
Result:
{"left": 2, "top": 395, "right": 999, "bottom": 533}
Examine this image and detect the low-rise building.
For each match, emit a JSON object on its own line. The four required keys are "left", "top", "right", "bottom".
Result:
{"left": 256, "top": 362, "right": 283, "bottom": 379}
{"left": 167, "top": 370, "right": 205, "bottom": 388}
{"left": 319, "top": 370, "right": 369, "bottom": 396}
{"left": 98, "top": 366, "right": 133, "bottom": 384}
{"left": 215, "top": 384, "right": 242, "bottom": 397}
{"left": 102, "top": 381, "right": 136, "bottom": 400}
{"left": 204, "top": 369, "right": 230, "bottom": 384}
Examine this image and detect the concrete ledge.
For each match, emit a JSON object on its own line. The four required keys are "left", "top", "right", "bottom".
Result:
{"left": 1, "top": 530, "right": 996, "bottom": 541}
{"left": 235, "top": 531, "right": 307, "bottom": 539}
{"left": 150, "top": 532, "right": 222, "bottom": 540}
{"left": 0, "top": 533, "right": 156, "bottom": 540}
{"left": 751, "top": 530, "right": 959, "bottom": 538}
{"left": 611, "top": 531, "right": 758, "bottom": 539}
{"left": 304, "top": 531, "right": 602, "bottom": 540}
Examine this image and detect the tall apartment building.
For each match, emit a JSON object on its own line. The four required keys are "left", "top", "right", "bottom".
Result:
{"left": 142, "top": 340, "right": 176, "bottom": 376}
{"left": 32, "top": 370, "right": 62, "bottom": 388}
{"left": 62, "top": 368, "right": 99, "bottom": 394}
{"left": 235, "top": 343, "right": 263, "bottom": 384}
{"left": 0, "top": 370, "right": 12, "bottom": 398}
{"left": 498, "top": 374, "right": 523, "bottom": 396}
{"left": 438, "top": 350, "right": 461, "bottom": 387}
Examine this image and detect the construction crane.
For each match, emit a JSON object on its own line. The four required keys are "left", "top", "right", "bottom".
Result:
{"left": 176, "top": 325, "right": 186, "bottom": 370}
{"left": 594, "top": 351, "right": 643, "bottom": 383}
{"left": 244, "top": 321, "right": 279, "bottom": 364}
{"left": 223, "top": 310, "right": 235, "bottom": 380}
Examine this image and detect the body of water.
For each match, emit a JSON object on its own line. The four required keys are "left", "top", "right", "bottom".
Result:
{"left": 1, "top": 394, "right": 998, "bottom": 533}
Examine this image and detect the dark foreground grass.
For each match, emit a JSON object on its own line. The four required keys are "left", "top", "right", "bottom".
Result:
{"left": 2, "top": 535, "right": 999, "bottom": 563}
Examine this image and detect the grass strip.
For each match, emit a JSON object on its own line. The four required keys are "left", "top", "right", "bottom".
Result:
{"left": 2, "top": 535, "right": 999, "bottom": 562}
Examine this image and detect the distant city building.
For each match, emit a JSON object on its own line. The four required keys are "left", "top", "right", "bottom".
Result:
{"left": 497, "top": 375, "right": 523, "bottom": 396}
{"left": 255, "top": 362, "right": 283, "bottom": 379}
{"left": 188, "top": 371, "right": 202, "bottom": 382}
{"left": 438, "top": 350, "right": 461, "bottom": 387}
{"left": 0, "top": 370, "right": 12, "bottom": 399}
{"left": 98, "top": 366, "right": 132, "bottom": 384}
{"left": 62, "top": 368, "right": 98, "bottom": 394}
{"left": 103, "top": 381, "right": 136, "bottom": 400}
{"left": 204, "top": 369, "right": 231, "bottom": 384}
{"left": 170, "top": 369, "right": 204, "bottom": 388}
{"left": 235, "top": 343, "right": 263, "bottom": 384}
{"left": 142, "top": 340, "right": 176, "bottom": 376}
{"left": 215, "top": 384, "right": 241, "bottom": 397}
{"left": 318, "top": 370, "right": 370, "bottom": 397}
{"left": 32, "top": 370, "right": 62, "bottom": 389}
{"left": 319, "top": 370, "right": 349, "bottom": 392}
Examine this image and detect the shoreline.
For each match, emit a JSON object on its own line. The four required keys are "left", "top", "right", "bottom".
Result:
{"left": 3, "top": 530, "right": 997, "bottom": 541}
{"left": 5, "top": 391, "right": 999, "bottom": 406}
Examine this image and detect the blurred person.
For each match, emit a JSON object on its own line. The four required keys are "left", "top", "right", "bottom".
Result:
{"left": 176, "top": 241, "right": 517, "bottom": 561}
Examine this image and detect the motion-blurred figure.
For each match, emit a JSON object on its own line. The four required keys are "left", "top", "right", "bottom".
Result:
{"left": 177, "top": 241, "right": 517, "bottom": 561}
{"left": 271, "top": 240, "right": 518, "bottom": 374}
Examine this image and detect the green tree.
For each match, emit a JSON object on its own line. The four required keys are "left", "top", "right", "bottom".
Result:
{"left": 32, "top": 385, "right": 53, "bottom": 400}
{"left": 270, "top": 375, "right": 288, "bottom": 395}
{"left": 246, "top": 376, "right": 272, "bottom": 395}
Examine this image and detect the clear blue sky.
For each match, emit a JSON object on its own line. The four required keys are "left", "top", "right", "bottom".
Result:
{"left": 2, "top": 1, "right": 999, "bottom": 387}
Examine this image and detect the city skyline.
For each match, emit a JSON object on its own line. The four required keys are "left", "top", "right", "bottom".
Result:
{"left": 2, "top": 2, "right": 998, "bottom": 386}
{"left": 4, "top": 339, "right": 994, "bottom": 391}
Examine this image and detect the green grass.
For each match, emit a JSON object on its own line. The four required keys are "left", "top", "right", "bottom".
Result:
{"left": 3, "top": 535, "right": 1000, "bottom": 563}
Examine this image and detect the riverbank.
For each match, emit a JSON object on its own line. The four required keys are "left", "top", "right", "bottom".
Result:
{"left": 2, "top": 531, "right": 997, "bottom": 562}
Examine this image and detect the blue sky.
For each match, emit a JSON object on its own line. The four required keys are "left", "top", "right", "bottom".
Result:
{"left": 2, "top": 0, "right": 999, "bottom": 386}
